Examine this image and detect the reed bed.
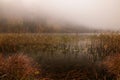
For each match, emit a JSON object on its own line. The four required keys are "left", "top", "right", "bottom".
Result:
{"left": 0, "top": 33, "right": 120, "bottom": 80}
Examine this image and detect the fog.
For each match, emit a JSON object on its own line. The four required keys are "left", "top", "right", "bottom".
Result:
{"left": 0, "top": 0, "right": 120, "bottom": 30}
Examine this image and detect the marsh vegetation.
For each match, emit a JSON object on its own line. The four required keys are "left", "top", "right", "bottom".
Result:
{"left": 0, "top": 33, "right": 120, "bottom": 80}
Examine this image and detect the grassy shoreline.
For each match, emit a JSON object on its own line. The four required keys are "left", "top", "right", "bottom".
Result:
{"left": 0, "top": 33, "right": 120, "bottom": 80}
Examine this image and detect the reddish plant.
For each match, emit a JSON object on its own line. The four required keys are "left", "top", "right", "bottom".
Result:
{"left": 103, "top": 54, "right": 120, "bottom": 78}
{"left": 0, "top": 54, "right": 40, "bottom": 80}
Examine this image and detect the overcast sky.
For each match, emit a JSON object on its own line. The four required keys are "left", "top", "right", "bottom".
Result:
{"left": 0, "top": 0, "right": 120, "bottom": 30}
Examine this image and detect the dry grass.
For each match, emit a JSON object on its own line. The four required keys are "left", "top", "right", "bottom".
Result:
{"left": 0, "top": 33, "right": 120, "bottom": 80}
{"left": 0, "top": 34, "right": 80, "bottom": 55}
{"left": 0, "top": 54, "right": 39, "bottom": 80}
{"left": 103, "top": 54, "right": 120, "bottom": 79}
{"left": 90, "top": 33, "right": 120, "bottom": 60}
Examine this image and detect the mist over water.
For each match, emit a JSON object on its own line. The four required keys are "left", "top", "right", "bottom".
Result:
{"left": 0, "top": 0, "right": 120, "bottom": 30}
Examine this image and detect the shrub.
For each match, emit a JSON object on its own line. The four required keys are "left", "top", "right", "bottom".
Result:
{"left": 0, "top": 54, "right": 39, "bottom": 80}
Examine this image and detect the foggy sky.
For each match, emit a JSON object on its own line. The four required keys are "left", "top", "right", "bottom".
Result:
{"left": 0, "top": 0, "right": 120, "bottom": 30}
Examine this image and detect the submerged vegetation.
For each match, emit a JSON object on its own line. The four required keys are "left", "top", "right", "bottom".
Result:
{"left": 0, "top": 33, "right": 120, "bottom": 80}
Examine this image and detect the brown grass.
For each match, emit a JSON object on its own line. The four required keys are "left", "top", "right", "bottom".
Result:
{"left": 1, "top": 33, "right": 120, "bottom": 80}
{"left": 103, "top": 54, "right": 120, "bottom": 79}
{"left": 0, "top": 54, "right": 39, "bottom": 80}
{"left": 90, "top": 33, "right": 120, "bottom": 60}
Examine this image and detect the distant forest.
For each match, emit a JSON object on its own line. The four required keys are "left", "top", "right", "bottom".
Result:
{"left": 0, "top": 18, "right": 94, "bottom": 33}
